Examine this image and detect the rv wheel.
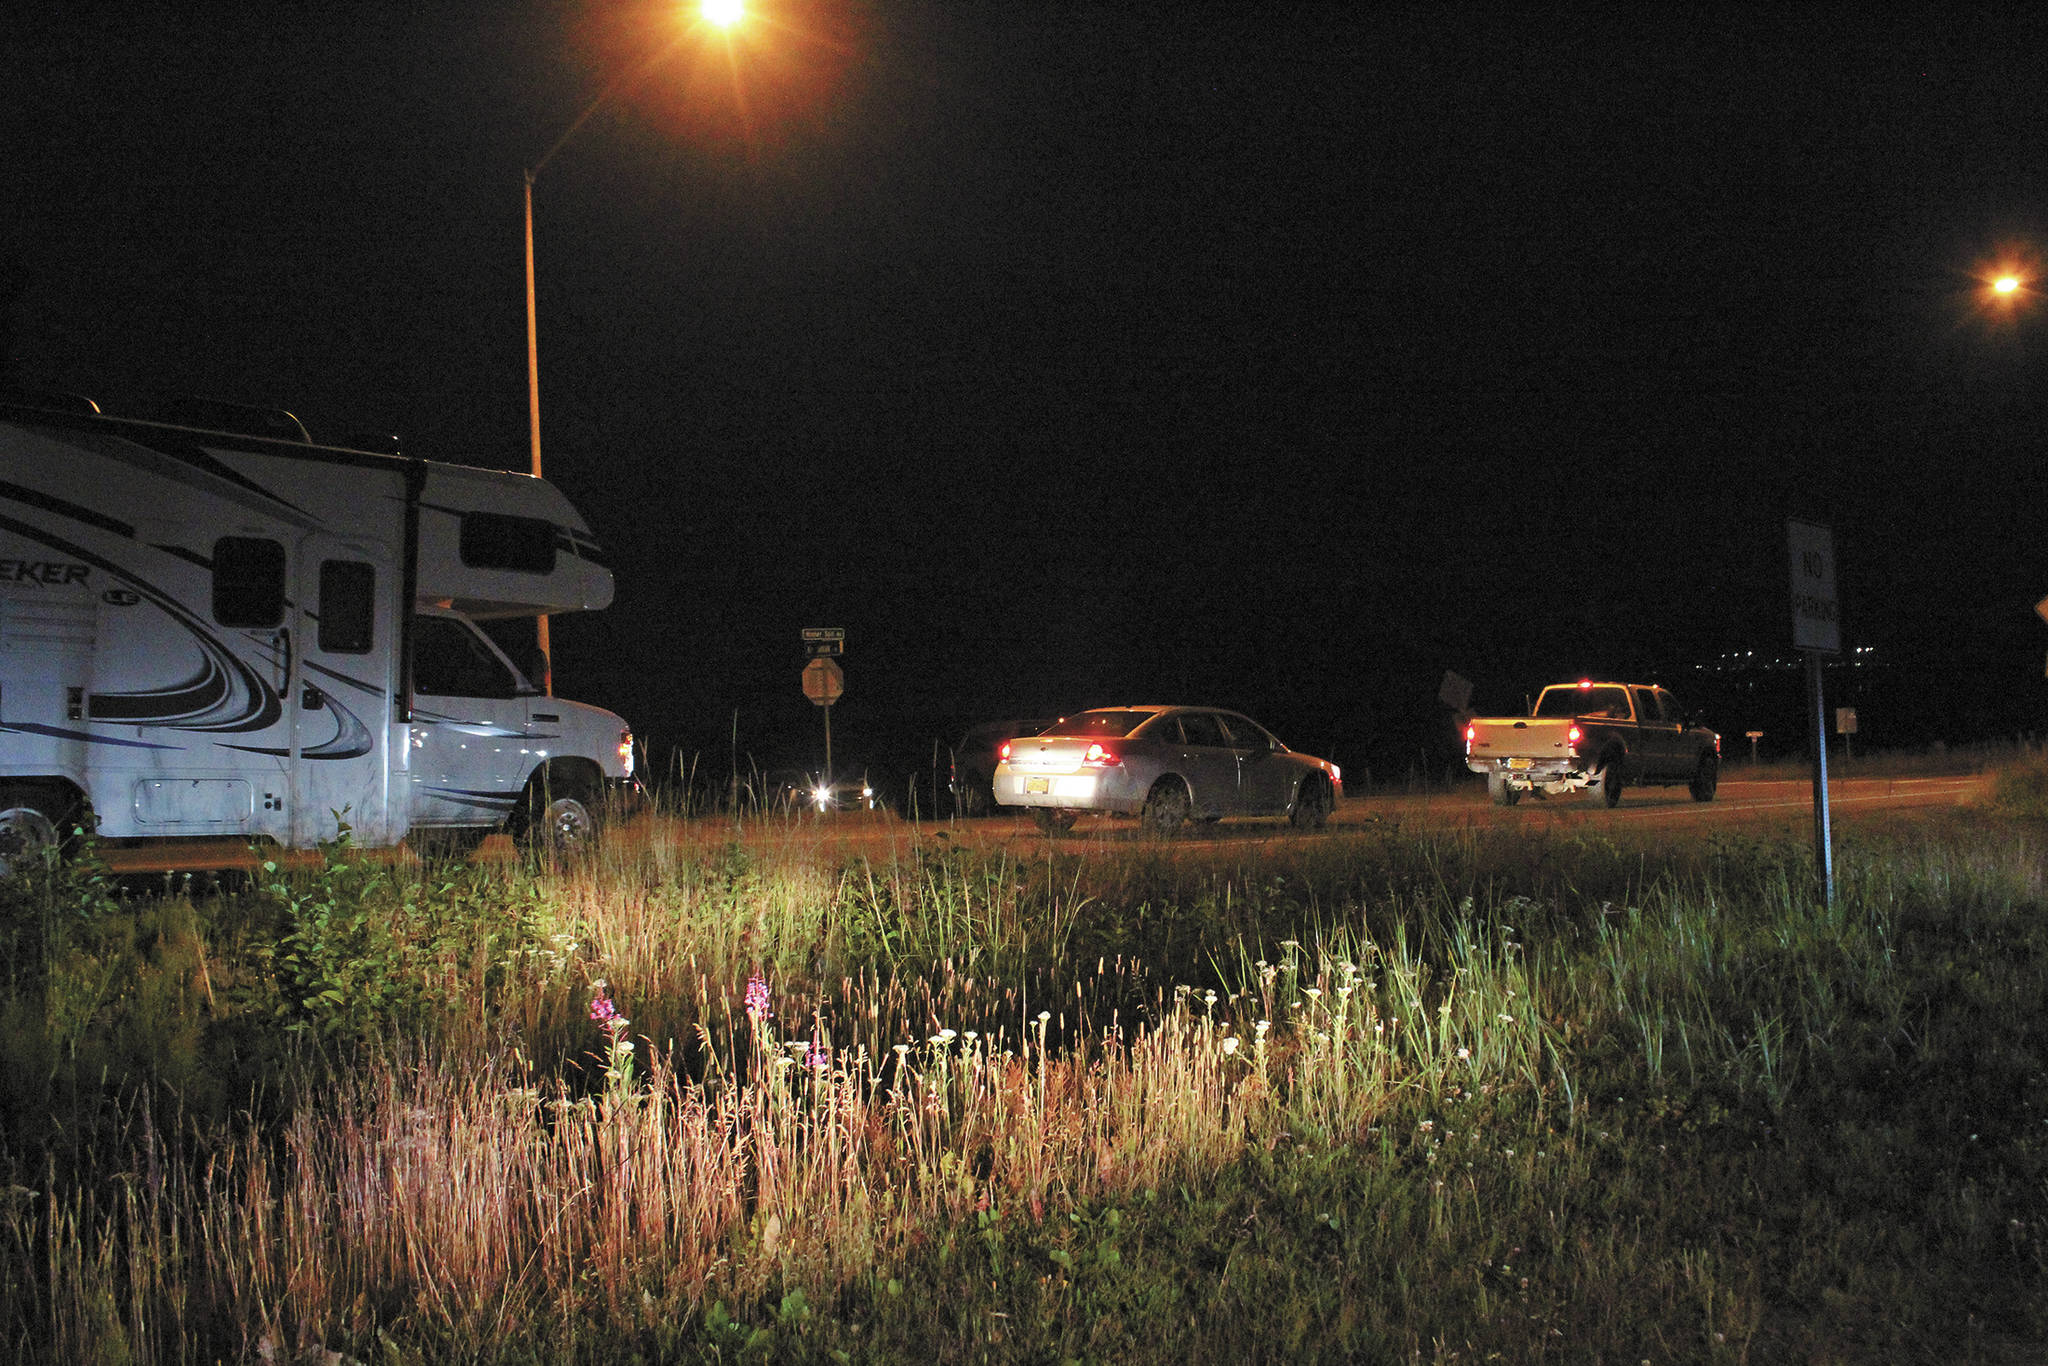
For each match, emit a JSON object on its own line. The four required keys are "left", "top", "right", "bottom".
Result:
{"left": 0, "top": 800, "right": 61, "bottom": 879}
{"left": 513, "top": 773, "right": 600, "bottom": 856}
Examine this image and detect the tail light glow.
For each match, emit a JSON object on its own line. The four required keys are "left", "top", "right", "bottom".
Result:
{"left": 1081, "top": 743, "right": 1120, "bottom": 767}
{"left": 997, "top": 740, "right": 1012, "bottom": 761}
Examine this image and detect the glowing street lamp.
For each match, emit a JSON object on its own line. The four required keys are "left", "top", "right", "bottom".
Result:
{"left": 522, "top": 0, "right": 745, "bottom": 692}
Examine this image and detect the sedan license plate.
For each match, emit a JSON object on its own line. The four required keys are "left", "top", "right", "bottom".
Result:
{"left": 1507, "top": 758, "right": 1533, "bottom": 771}
{"left": 1026, "top": 777, "right": 1050, "bottom": 794}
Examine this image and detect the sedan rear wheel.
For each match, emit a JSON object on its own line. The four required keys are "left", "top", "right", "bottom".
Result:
{"left": 1031, "top": 807, "right": 1078, "bottom": 835}
{"left": 1141, "top": 780, "right": 1192, "bottom": 835}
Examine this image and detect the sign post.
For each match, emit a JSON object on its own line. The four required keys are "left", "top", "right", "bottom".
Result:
{"left": 801, "top": 630, "right": 846, "bottom": 792}
{"left": 1788, "top": 520, "right": 1840, "bottom": 906}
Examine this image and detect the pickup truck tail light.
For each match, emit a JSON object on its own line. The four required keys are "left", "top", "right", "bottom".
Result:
{"left": 1567, "top": 725, "right": 1582, "bottom": 745}
{"left": 1463, "top": 723, "right": 1477, "bottom": 751}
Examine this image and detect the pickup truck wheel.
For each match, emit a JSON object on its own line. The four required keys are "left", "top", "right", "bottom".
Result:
{"left": 1142, "top": 780, "right": 1192, "bottom": 834}
{"left": 1289, "top": 774, "right": 1333, "bottom": 830}
{"left": 1031, "top": 807, "right": 1078, "bottom": 834}
{"left": 1587, "top": 759, "right": 1624, "bottom": 808}
{"left": 1486, "top": 771, "right": 1521, "bottom": 807}
{"left": 1689, "top": 753, "right": 1719, "bottom": 802}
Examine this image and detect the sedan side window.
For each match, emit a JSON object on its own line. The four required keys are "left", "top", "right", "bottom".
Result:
{"left": 1218, "top": 715, "right": 1274, "bottom": 750}
{"left": 1178, "top": 712, "right": 1228, "bottom": 747}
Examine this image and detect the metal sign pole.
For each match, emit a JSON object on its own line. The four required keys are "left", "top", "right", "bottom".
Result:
{"left": 1788, "top": 520, "right": 1840, "bottom": 908}
{"left": 1806, "top": 649, "right": 1833, "bottom": 907}
{"left": 823, "top": 701, "right": 833, "bottom": 792}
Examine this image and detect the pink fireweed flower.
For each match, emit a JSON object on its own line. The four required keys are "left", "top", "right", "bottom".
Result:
{"left": 744, "top": 972, "right": 772, "bottom": 1023}
{"left": 804, "top": 1039, "right": 831, "bottom": 1070}
{"left": 589, "top": 990, "right": 629, "bottom": 1039}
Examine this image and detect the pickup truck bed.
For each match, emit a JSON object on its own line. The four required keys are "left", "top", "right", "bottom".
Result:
{"left": 1464, "top": 681, "right": 1720, "bottom": 807}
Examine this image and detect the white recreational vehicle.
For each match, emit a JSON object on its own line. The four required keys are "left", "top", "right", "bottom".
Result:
{"left": 0, "top": 397, "right": 638, "bottom": 870}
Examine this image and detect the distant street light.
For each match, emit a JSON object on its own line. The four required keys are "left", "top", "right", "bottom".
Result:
{"left": 1993, "top": 274, "right": 2022, "bottom": 296}
{"left": 523, "top": 0, "right": 746, "bottom": 693}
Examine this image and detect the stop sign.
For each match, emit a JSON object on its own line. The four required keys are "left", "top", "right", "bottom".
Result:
{"left": 802, "top": 656, "right": 844, "bottom": 706}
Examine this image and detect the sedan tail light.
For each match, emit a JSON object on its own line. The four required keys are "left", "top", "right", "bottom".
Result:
{"left": 997, "top": 740, "right": 1012, "bottom": 761}
{"left": 1081, "top": 743, "right": 1121, "bottom": 767}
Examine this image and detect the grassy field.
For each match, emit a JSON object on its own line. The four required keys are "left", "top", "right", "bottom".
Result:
{"left": 2, "top": 755, "right": 2045, "bottom": 1364}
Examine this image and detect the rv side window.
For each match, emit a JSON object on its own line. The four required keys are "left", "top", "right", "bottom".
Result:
{"left": 411, "top": 615, "right": 522, "bottom": 699}
{"left": 459, "top": 512, "right": 556, "bottom": 574}
{"left": 318, "top": 560, "right": 375, "bottom": 654}
{"left": 212, "top": 537, "right": 286, "bottom": 627}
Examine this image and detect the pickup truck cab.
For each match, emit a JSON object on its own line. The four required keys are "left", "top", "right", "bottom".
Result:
{"left": 1464, "top": 681, "right": 1719, "bottom": 807}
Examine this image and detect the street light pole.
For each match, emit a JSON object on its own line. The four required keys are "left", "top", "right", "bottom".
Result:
{"left": 523, "top": 167, "right": 551, "bottom": 694}
{"left": 521, "top": 1, "right": 745, "bottom": 697}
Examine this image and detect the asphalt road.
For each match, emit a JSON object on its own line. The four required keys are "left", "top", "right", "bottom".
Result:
{"left": 638, "top": 771, "right": 1991, "bottom": 860}
{"left": 92, "top": 772, "right": 1987, "bottom": 877}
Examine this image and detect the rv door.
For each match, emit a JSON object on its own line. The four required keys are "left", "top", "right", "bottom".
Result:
{"left": 288, "top": 535, "right": 399, "bottom": 846}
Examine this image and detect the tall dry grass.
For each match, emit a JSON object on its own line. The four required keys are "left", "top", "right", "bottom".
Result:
{"left": 4, "top": 779, "right": 2047, "bottom": 1362}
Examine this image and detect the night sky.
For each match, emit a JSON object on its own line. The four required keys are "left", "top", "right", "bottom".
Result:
{"left": 6, "top": 4, "right": 2045, "bottom": 792}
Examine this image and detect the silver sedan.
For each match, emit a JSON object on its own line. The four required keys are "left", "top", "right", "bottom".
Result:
{"left": 991, "top": 705, "right": 1341, "bottom": 834}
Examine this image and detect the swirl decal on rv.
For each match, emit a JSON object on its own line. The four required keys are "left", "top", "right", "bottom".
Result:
{"left": 0, "top": 511, "right": 282, "bottom": 733}
{"left": 422, "top": 786, "right": 520, "bottom": 814}
{"left": 221, "top": 691, "right": 375, "bottom": 760}
{"left": 0, "top": 720, "right": 180, "bottom": 750}
{"left": 87, "top": 645, "right": 281, "bottom": 733}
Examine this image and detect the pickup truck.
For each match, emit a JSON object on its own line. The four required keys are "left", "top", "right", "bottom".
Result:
{"left": 1463, "top": 681, "right": 1720, "bottom": 807}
